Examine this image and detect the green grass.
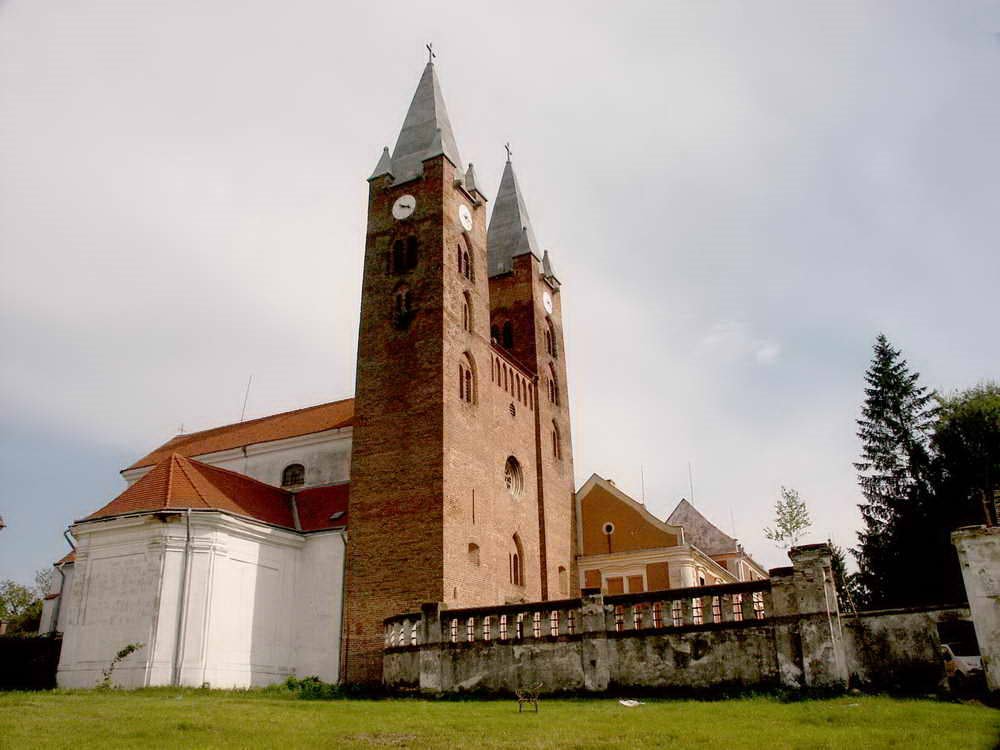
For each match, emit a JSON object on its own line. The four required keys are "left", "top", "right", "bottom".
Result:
{"left": 0, "top": 688, "right": 997, "bottom": 749}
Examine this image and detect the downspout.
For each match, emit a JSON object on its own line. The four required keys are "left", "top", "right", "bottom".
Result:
{"left": 172, "top": 509, "right": 193, "bottom": 687}
{"left": 50, "top": 529, "right": 77, "bottom": 634}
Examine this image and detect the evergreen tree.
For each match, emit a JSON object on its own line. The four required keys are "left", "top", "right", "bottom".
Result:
{"left": 852, "top": 334, "right": 936, "bottom": 608}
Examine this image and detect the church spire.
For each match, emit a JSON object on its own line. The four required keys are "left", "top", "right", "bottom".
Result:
{"left": 487, "top": 152, "right": 540, "bottom": 277}
{"left": 385, "top": 59, "right": 464, "bottom": 184}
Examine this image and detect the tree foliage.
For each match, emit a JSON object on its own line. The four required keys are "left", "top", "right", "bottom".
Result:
{"left": 933, "top": 382, "right": 1000, "bottom": 528}
{"left": 853, "top": 334, "right": 937, "bottom": 609}
{"left": 0, "top": 568, "right": 55, "bottom": 634}
{"left": 764, "top": 486, "right": 812, "bottom": 550}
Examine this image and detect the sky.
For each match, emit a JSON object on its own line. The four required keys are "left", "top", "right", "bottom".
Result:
{"left": 2, "top": 1, "right": 999, "bottom": 586}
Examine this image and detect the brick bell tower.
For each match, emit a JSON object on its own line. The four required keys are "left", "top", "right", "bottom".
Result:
{"left": 487, "top": 153, "right": 577, "bottom": 604}
{"left": 345, "top": 58, "right": 577, "bottom": 684}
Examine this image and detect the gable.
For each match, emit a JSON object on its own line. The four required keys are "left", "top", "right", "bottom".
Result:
{"left": 579, "top": 481, "right": 680, "bottom": 556}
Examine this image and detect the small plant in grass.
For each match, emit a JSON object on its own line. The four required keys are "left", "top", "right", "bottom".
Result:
{"left": 97, "top": 642, "right": 144, "bottom": 689}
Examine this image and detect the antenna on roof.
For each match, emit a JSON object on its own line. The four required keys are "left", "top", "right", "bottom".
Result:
{"left": 688, "top": 461, "right": 696, "bottom": 506}
{"left": 240, "top": 375, "right": 254, "bottom": 422}
{"left": 640, "top": 464, "right": 646, "bottom": 505}
{"left": 177, "top": 423, "right": 185, "bottom": 435}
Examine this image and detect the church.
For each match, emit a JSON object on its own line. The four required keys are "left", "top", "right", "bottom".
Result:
{"left": 43, "top": 57, "right": 765, "bottom": 688}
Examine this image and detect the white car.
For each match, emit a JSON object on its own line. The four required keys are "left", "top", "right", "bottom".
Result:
{"left": 940, "top": 643, "right": 984, "bottom": 690}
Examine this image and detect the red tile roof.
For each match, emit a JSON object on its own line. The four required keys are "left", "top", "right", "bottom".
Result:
{"left": 84, "top": 454, "right": 350, "bottom": 534}
{"left": 295, "top": 484, "right": 349, "bottom": 532}
{"left": 127, "top": 398, "right": 354, "bottom": 470}
{"left": 55, "top": 550, "right": 76, "bottom": 566}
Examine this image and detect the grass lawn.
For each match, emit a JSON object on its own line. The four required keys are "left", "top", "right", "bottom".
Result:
{"left": 0, "top": 689, "right": 997, "bottom": 749}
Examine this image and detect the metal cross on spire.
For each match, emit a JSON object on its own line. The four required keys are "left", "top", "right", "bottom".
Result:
{"left": 504, "top": 142, "right": 512, "bottom": 162}
{"left": 426, "top": 42, "right": 435, "bottom": 63}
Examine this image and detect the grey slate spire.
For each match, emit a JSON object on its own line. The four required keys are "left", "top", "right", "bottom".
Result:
{"left": 464, "top": 163, "right": 480, "bottom": 196}
{"left": 542, "top": 249, "right": 559, "bottom": 285}
{"left": 487, "top": 158, "right": 540, "bottom": 277}
{"left": 368, "top": 146, "right": 393, "bottom": 181}
{"left": 387, "top": 62, "right": 463, "bottom": 184}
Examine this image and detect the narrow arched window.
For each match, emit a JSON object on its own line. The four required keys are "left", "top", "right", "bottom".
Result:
{"left": 458, "top": 353, "right": 476, "bottom": 404}
{"left": 391, "top": 240, "right": 406, "bottom": 274}
{"left": 511, "top": 533, "right": 525, "bottom": 586}
{"left": 392, "top": 283, "right": 412, "bottom": 329}
{"left": 552, "top": 421, "right": 561, "bottom": 460}
{"left": 490, "top": 324, "right": 500, "bottom": 343}
{"left": 463, "top": 250, "right": 471, "bottom": 280}
{"left": 502, "top": 321, "right": 513, "bottom": 349}
{"left": 281, "top": 463, "right": 305, "bottom": 487}
{"left": 406, "top": 236, "right": 418, "bottom": 269}
{"left": 462, "top": 292, "right": 472, "bottom": 332}
{"left": 457, "top": 245, "right": 464, "bottom": 274}
{"left": 545, "top": 318, "right": 557, "bottom": 358}
{"left": 548, "top": 364, "right": 560, "bottom": 405}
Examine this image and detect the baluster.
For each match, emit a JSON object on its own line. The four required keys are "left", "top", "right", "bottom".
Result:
{"left": 758, "top": 589, "right": 772, "bottom": 620}
{"left": 739, "top": 593, "right": 754, "bottom": 622}
{"left": 718, "top": 594, "right": 734, "bottom": 622}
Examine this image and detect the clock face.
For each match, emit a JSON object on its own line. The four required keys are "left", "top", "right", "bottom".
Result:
{"left": 542, "top": 291, "right": 554, "bottom": 314}
{"left": 392, "top": 195, "right": 416, "bottom": 220}
{"left": 458, "top": 203, "right": 473, "bottom": 232}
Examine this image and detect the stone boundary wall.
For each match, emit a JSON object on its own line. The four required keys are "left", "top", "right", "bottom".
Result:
{"left": 384, "top": 544, "right": 849, "bottom": 694}
{"left": 842, "top": 604, "right": 971, "bottom": 692}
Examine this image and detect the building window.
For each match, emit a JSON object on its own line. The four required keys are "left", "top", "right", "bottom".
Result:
{"left": 457, "top": 242, "right": 473, "bottom": 281}
{"left": 490, "top": 324, "right": 500, "bottom": 343}
{"left": 468, "top": 543, "right": 480, "bottom": 566}
{"left": 281, "top": 463, "right": 305, "bottom": 487}
{"left": 558, "top": 566, "right": 568, "bottom": 596}
{"left": 458, "top": 354, "right": 476, "bottom": 404}
{"left": 392, "top": 283, "right": 413, "bottom": 329}
{"left": 462, "top": 292, "right": 472, "bottom": 332}
{"left": 391, "top": 236, "right": 418, "bottom": 274}
{"left": 504, "top": 456, "right": 524, "bottom": 498}
{"left": 544, "top": 318, "right": 557, "bottom": 358}
{"left": 547, "top": 364, "right": 560, "bottom": 405}
{"left": 502, "top": 321, "right": 513, "bottom": 349}
{"left": 510, "top": 534, "right": 525, "bottom": 586}
{"left": 552, "top": 422, "right": 561, "bottom": 460}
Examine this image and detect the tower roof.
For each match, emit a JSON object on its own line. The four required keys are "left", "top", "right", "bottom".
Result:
{"left": 487, "top": 158, "right": 540, "bottom": 276}
{"left": 377, "top": 62, "right": 464, "bottom": 184}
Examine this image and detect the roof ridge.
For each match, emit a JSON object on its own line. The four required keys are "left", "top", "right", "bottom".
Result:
{"left": 164, "top": 454, "right": 176, "bottom": 503}
{"left": 172, "top": 454, "right": 213, "bottom": 507}
{"left": 182, "top": 455, "right": 293, "bottom": 496}
{"left": 165, "top": 397, "right": 354, "bottom": 443}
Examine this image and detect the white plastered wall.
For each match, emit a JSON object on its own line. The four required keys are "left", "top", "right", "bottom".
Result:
{"left": 57, "top": 512, "right": 345, "bottom": 688}
{"left": 121, "top": 429, "right": 352, "bottom": 490}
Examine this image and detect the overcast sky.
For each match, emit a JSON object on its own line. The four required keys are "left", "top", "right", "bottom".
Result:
{"left": 2, "top": 1, "right": 998, "bottom": 586}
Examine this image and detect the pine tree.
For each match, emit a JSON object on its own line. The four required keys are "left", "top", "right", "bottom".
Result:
{"left": 852, "top": 334, "right": 936, "bottom": 608}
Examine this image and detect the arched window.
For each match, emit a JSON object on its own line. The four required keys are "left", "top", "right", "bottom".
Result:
{"left": 392, "top": 283, "right": 412, "bottom": 329}
{"left": 406, "top": 236, "right": 418, "bottom": 269}
{"left": 510, "top": 534, "right": 525, "bottom": 586}
{"left": 457, "top": 244, "right": 464, "bottom": 274}
{"left": 545, "top": 318, "right": 557, "bottom": 358}
{"left": 490, "top": 324, "right": 500, "bottom": 343}
{"left": 390, "top": 240, "right": 406, "bottom": 273}
{"left": 502, "top": 321, "right": 513, "bottom": 349}
{"left": 458, "top": 353, "right": 476, "bottom": 404}
{"left": 552, "top": 421, "right": 561, "bottom": 460}
{"left": 463, "top": 250, "right": 471, "bottom": 280}
{"left": 504, "top": 456, "right": 524, "bottom": 498}
{"left": 281, "top": 463, "right": 305, "bottom": 487}
{"left": 468, "top": 543, "right": 480, "bottom": 567}
{"left": 558, "top": 566, "right": 569, "bottom": 596}
{"left": 462, "top": 292, "right": 472, "bottom": 332}
{"left": 547, "top": 364, "right": 560, "bottom": 405}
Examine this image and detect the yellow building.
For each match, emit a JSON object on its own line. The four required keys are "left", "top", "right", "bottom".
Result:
{"left": 575, "top": 474, "right": 767, "bottom": 595}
